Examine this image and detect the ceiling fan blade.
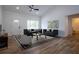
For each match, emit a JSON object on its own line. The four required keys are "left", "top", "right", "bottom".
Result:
{"left": 28, "top": 6, "right": 33, "bottom": 9}
{"left": 34, "top": 9, "right": 39, "bottom": 11}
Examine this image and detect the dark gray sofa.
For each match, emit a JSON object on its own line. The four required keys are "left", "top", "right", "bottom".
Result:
{"left": 43, "top": 30, "right": 58, "bottom": 37}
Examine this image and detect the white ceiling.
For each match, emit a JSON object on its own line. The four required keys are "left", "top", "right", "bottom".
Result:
{"left": 2, "top": 5, "right": 56, "bottom": 16}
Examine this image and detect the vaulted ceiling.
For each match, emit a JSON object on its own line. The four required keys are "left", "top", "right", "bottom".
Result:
{"left": 2, "top": 5, "right": 56, "bottom": 17}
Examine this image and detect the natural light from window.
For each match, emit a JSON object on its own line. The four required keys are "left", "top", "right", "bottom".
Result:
{"left": 27, "top": 20, "right": 39, "bottom": 29}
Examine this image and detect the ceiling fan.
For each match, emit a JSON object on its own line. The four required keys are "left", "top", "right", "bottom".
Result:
{"left": 28, "top": 5, "right": 39, "bottom": 12}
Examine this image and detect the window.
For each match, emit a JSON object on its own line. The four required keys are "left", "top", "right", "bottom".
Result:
{"left": 27, "top": 20, "right": 39, "bottom": 29}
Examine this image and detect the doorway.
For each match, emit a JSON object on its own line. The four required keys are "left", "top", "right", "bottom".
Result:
{"left": 68, "top": 14, "right": 79, "bottom": 35}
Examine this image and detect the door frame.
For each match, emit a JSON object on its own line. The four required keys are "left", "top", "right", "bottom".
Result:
{"left": 68, "top": 14, "right": 79, "bottom": 35}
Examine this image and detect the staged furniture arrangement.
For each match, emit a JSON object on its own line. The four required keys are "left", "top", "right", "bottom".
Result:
{"left": 24, "top": 29, "right": 33, "bottom": 36}
{"left": 24, "top": 29, "right": 42, "bottom": 40}
{"left": 24, "top": 29, "right": 58, "bottom": 39}
{"left": 43, "top": 30, "right": 58, "bottom": 37}
{"left": 13, "top": 35, "right": 32, "bottom": 49}
{"left": 10, "top": 29, "right": 58, "bottom": 49}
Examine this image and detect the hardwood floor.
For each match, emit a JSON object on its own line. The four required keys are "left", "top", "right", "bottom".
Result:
{"left": 0, "top": 36, "right": 22, "bottom": 54}
{"left": 21, "top": 34, "right": 79, "bottom": 54}
{"left": 0, "top": 34, "right": 79, "bottom": 54}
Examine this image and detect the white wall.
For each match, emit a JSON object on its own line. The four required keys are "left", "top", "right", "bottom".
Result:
{"left": 2, "top": 10, "right": 40, "bottom": 35}
{"left": 3, "top": 5, "right": 79, "bottom": 37}
{"left": 0, "top": 6, "right": 2, "bottom": 24}
{"left": 41, "top": 5, "right": 79, "bottom": 37}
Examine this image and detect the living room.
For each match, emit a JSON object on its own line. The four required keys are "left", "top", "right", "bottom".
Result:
{"left": 0, "top": 5, "right": 79, "bottom": 54}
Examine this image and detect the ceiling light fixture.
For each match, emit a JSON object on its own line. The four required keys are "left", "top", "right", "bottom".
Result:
{"left": 28, "top": 5, "right": 39, "bottom": 12}
{"left": 13, "top": 19, "right": 19, "bottom": 23}
{"left": 28, "top": 5, "right": 39, "bottom": 15}
{"left": 16, "top": 6, "right": 20, "bottom": 10}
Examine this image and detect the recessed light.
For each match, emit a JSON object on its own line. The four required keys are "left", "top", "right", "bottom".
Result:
{"left": 16, "top": 6, "right": 20, "bottom": 10}
{"left": 13, "top": 19, "right": 19, "bottom": 23}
